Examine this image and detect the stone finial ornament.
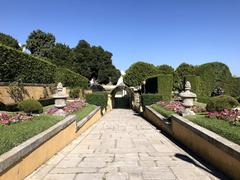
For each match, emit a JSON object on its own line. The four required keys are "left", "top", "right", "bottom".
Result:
{"left": 53, "top": 82, "right": 68, "bottom": 112}
{"left": 179, "top": 81, "right": 197, "bottom": 116}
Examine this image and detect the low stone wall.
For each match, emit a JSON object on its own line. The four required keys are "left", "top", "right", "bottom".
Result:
{"left": 0, "top": 83, "right": 54, "bottom": 104}
{"left": 143, "top": 106, "right": 240, "bottom": 179}
{"left": 0, "top": 106, "right": 102, "bottom": 180}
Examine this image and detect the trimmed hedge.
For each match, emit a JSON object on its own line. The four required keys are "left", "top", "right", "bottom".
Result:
{"left": 0, "top": 44, "right": 88, "bottom": 87}
{"left": 86, "top": 92, "right": 108, "bottom": 109}
{"left": 145, "top": 74, "right": 173, "bottom": 100}
{"left": 195, "top": 62, "right": 233, "bottom": 97}
{"left": 55, "top": 68, "right": 88, "bottom": 88}
{"left": 17, "top": 99, "right": 43, "bottom": 114}
{"left": 206, "top": 95, "right": 239, "bottom": 112}
{"left": 0, "top": 44, "right": 56, "bottom": 83}
{"left": 0, "top": 98, "right": 54, "bottom": 111}
{"left": 141, "top": 94, "right": 162, "bottom": 106}
{"left": 184, "top": 75, "right": 200, "bottom": 95}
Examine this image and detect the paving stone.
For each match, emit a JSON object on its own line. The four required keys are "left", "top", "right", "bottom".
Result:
{"left": 75, "top": 173, "right": 104, "bottom": 180}
{"left": 25, "top": 109, "right": 223, "bottom": 180}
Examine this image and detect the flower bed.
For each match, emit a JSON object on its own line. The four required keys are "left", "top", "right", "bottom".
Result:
{"left": 47, "top": 99, "right": 86, "bottom": 114}
{"left": 151, "top": 101, "right": 240, "bottom": 144}
{"left": 0, "top": 112, "right": 32, "bottom": 126}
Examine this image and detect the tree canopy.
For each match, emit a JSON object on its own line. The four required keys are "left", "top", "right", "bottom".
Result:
{"left": 157, "top": 64, "right": 174, "bottom": 74}
{"left": 124, "top": 62, "right": 158, "bottom": 87}
{"left": 25, "top": 30, "right": 120, "bottom": 85}
{"left": 26, "top": 29, "right": 55, "bottom": 57}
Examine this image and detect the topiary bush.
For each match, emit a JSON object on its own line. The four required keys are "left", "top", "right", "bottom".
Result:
{"left": 86, "top": 92, "right": 108, "bottom": 109}
{"left": 206, "top": 95, "right": 239, "bottom": 112}
{"left": 17, "top": 99, "right": 43, "bottom": 114}
{"left": 141, "top": 94, "right": 162, "bottom": 106}
{"left": 69, "top": 88, "right": 80, "bottom": 98}
{"left": 145, "top": 74, "right": 173, "bottom": 100}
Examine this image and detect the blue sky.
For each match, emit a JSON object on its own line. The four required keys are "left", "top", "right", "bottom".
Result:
{"left": 1, "top": 0, "right": 240, "bottom": 76}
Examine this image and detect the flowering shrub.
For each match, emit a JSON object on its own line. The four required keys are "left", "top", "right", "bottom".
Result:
{"left": 0, "top": 112, "right": 32, "bottom": 125}
{"left": 47, "top": 99, "right": 86, "bottom": 114}
{"left": 207, "top": 109, "right": 240, "bottom": 125}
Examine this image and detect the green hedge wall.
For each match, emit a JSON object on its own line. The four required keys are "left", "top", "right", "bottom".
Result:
{"left": 0, "top": 44, "right": 56, "bottom": 83}
{"left": 141, "top": 94, "right": 162, "bottom": 106}
{"left": 55, "top": 68, "right": 88, "bottom": 88}
{"left": 0, "top": 44, "right": 88, "bottom": 87}
{"left": 157, "top": 74, "right": 173, "bottom": 100}
{"left": 145, "top": 74, "right": 173, "bottom": 100}
{"left": 184, "top": 75, "right": 200, "bottom": 95}
{"left": 86, "top": 92, "right": 108, "bottom": 109}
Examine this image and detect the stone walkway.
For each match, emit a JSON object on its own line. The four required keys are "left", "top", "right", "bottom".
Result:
{"left": 26, "top": 109, "right": 226, "bottom": 180}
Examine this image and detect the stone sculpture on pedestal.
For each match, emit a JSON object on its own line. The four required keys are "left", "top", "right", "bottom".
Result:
{"left": 179, "top": 81, "right": 197, "bottom": 116}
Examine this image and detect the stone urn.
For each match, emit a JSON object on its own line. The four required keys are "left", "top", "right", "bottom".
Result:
{"left": 53, "top": 82, "right": 68, "bottom": 108}
{"left": 179, "top": 81, "right": 197, "bottom": 116}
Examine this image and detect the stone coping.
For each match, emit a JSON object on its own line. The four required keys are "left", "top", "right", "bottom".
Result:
{"left": 0, "top": 82, "right": 53, "bottom": 87}
{"left": 0, "top": 115, "right": 76, "bottom": 174}
{"left": 171, "top": 114, "right": 240, "bottom": 161}
{"left": 76, "top": 106, "right": 101, "bottom": 130}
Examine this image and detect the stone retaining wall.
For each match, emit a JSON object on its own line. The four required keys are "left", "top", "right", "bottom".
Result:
{"left": 143, "top": 106, "right": 240, "bottom": 180}
{"left": 0, "top": 106, "right": 102, "bottom": 180}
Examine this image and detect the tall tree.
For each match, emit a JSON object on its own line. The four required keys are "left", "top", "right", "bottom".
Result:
{"left": 47, "top": 43, "right": 75, "bottom": 68}
{"left": 73, "top": 40, "right": 120, "bottom": 84}
{"left": 0, "top": 32, "right": 20, "bottom": 49}
{"left": 26, "top": 29, "right": 55, "bottom": 57}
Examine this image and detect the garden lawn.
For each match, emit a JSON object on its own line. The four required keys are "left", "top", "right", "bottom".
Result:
{"left": 187, "top": 114, "right": 240, "bottom": 145}
{"left": 0, "top": 115, "right": 63, "bottom": 155}
{"left": 72, "top": 104, "right": 97, "bottom": 122}
{"left": 151, "top": 104, "right": 175, "bottom": 118}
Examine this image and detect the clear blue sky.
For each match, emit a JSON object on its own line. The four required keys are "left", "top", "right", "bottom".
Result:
{"left": 1, "top": 0, "right": 240, "bottom": 76}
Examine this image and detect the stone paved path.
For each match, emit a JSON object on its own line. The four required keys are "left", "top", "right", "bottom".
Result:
{"left": 26, "top": 109, "right": 226, "bottom": 180}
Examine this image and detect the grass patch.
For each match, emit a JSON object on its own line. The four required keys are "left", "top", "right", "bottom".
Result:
{"left": 72, "top": 104, "right": 97, "bottom": 122}
{"left": 151, "top": 104, "right": 175, "bottom": 118}
{"left": 0, "top": 115, "right": 63, "bottom": 155}
{"left": 187, "top": 114, "right": 240, "bottom": 145}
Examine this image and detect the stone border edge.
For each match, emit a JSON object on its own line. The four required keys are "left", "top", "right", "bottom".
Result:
{"left": 145, "top": 106, "right": 240, "bottom": 161}
{"left": 0, "top": 115, "right": 76, "bottom": 174}
{"left": 76, "top": 106, "right": 101, "bottom": 130}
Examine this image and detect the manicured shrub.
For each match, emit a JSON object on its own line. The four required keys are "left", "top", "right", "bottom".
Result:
{"left": 17, "top": 99, "right": 43, "bottom": 114}
{"left": 86, "top": 92, "right": 108, "bottom": 109}
{"left": 141, "top": 94, "right": 162, "bottom": 106}
{"left": 55, "top": 68, "right": 88, "bottom": 88}
{"left": 206, "top": 95, "right": 239, "bottom": 112}
{"left": 195, "top": 62, "right": 232, "bottom": 97}
{"left": 145, "top": 74, "right": 173, "bottom": 100}
{"left": 69, "top": 88, "right": 80, "bottom": 98}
